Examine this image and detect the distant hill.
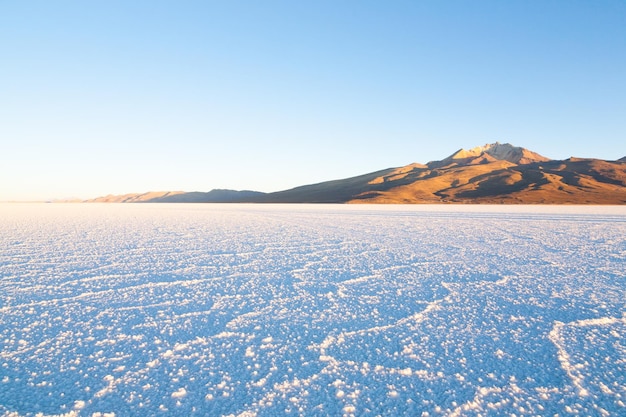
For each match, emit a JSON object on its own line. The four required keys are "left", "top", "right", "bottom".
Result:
{"left": 86, "top": 143, "right": 626, "bottom": 204}
{"left": 87, "top": 190, "right": 264, "bottom": 203}
{"left": 88, "top": 191, "right": 186, "bottom": 203}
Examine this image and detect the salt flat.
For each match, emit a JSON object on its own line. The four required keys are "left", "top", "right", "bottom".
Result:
{"left": 1, "top": 203, "right": 625, "bottom": 416}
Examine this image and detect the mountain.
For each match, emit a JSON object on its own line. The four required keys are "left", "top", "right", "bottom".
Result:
{"left": 86, "top": 143, "right": 626, "bottom": 204}
{"left": 253, "top": 143, "right": 626, "bottom": 204}
{"left": 347, "top": 156, "right": 626, "bottom": 204}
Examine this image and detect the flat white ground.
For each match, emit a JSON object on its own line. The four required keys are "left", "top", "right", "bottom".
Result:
{"left": 0, "top": 204, "right": 624, "bottom": 416}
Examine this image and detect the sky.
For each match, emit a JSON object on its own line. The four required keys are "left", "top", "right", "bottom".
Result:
{"left": 1, "top": 0, "right": 625, "bottom": 201}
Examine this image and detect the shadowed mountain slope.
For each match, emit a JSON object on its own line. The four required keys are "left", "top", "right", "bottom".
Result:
{"left": 252, "top": 168, "right": 398, "bottom": 203}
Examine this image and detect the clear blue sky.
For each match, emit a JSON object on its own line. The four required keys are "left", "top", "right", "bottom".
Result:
{"left": 2, "top": 1, "right": 625, "bottom": 200}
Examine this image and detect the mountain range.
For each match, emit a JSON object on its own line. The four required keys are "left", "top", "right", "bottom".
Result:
{"left": 87, "top": 143, "right": 626, "bottom": 204}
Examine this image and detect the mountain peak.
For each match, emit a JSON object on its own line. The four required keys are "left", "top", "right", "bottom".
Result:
{"left": 446, "top": 142, "right": 550, "bottom": 165}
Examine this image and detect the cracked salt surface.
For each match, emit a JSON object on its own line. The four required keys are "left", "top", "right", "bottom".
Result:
{"left": 1, "top": 203, "right": 625, "bottom": 416}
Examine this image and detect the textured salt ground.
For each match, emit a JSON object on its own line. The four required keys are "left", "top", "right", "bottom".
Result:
{"left": 0, "top": 204, "right": 624, "bottom": 416}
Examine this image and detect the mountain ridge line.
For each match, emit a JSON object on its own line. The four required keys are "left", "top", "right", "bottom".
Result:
{"left": 84, "top": 143, "right": 626, "bottom": 204}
